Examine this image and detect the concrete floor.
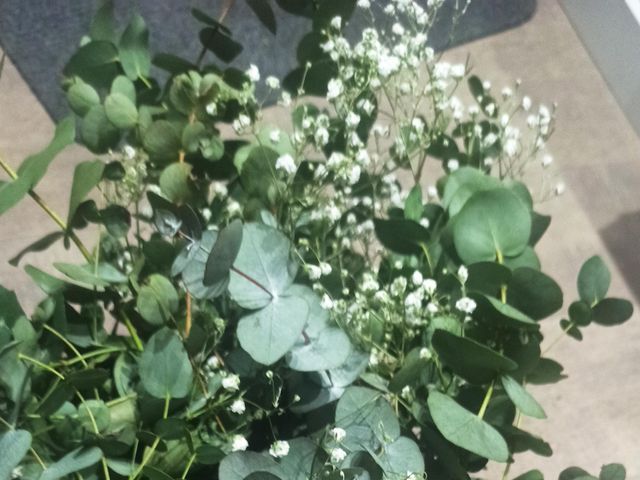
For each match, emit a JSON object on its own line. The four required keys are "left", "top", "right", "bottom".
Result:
{"left": 0, "top": 0, "right": 638, "bottom": 478}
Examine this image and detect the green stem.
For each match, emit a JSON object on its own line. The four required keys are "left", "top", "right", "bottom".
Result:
{"left": 129, "top": 395, "right": 170, "bottom": 480}
{"left": 180, "top": 454, "right": 196, "bottom": 480}
{"left": 541, "top": 320, "right": 576, "bottom": 356}
{"left": 43, "top": 325, "right": 88, "bottom": 368}
{"left": 0, "top": 155, "right": 92, "bottom": 262}
{"left": 477, "top": 380, "right": 494, "bottom": 419}
{"left": 52, "top": 347, "right": 125, "bottom": 368}
{"left": 18, "top": 354, "right": 65, "bottom": 380}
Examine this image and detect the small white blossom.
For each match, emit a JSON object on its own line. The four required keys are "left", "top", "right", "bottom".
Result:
{"left": 269, "top": 129, "right": 281, "bottom": 143}
{"left": 555, "top": 182, "right": 566, "bottom": 196}
{"left": 501, "top": 86, "right": 513, "bottom": 98}
{"left": 326, "top": 78, "right": 344, "bottom": 100}
{"left": 123, "top": 144, "right": 136, "bottom": 159}
{"left": 222, "top": 374, "right": 241, "bottom": 391}
{"left": 330, "top": 447, "right": 347, "bottom": 463}
{"left": 378, "top": 54, "right": 401, "bottom": 77}
{"left": 275, "top": 154, "right": 297, "bottom": 175}
{"left": 307, "top": 265, "right": 322, "bottom": 280}
{"left": 232, "top": 435, "right": 249, "bottom": 451}
{"left": 357, "top": 0, "right": 370, "bottom": 7}
{"left": 392, "top": 23, "right": 405, "bottom": 35}
{"left": 419, "top": 218, "right": 430, "bottom": 228}
{"left": 330, "top": 427, "right": 347, "bottom": 442}
{"left": 426, "top": 302, "right": 439, "bottom": 314}
{"left": 450, "top": 63, "right": 466, "bottom": 79}
{"left": 346, "top": 111, "right": 361, "bottom": 129}
{"left": 411, "top": 271, "right": 423, "bottom": 286}
{"left": 279, "top": 91, "right": 292, "bottom": 107}
{"left": 245, "top": 64, "right": 260, "bottom": 82}
{"left": 205, "top": 355, "right": 220, "bottom": 370}
{"left": 419, "top": 348, "right": 433, "bottom": 360}
{"left": 266, "top": 75, "right": 280, "bottom": 89}
{"left": 330, "top": 16, "right": 342, "bottom": 29}
{"left": 456, "top": 297, "right": 477, "bottom": 314}
{"left": 348, "top": 165, "right": 362, "bottom": 185}
{"left": 405, "top": 292, "right": 422, "bottom": 309}
{"left": 423, "top": 278, "right": 437, "bottom": 295}
{"left": 458, "top": 265, "right": 469, "bottom": 283}
{"left": 542, "top": 154, "right": 553, "bottom": 167}
{"left": 447, "top": 159, "right": 460, "bottom": 171}
{"left": 522, "top": 96, "right": 532, "bottom": 111}
{"left": 230, "top": 399, "right": 246, "bottom": 414}
{"left": 320, "top": 262, "right": 332, "bottom": 276}
{"left": 269, "top": 440, "right": 290, "bottom": 458}
{"left": 321, "top": 294, "right": 334, "bottom": 310}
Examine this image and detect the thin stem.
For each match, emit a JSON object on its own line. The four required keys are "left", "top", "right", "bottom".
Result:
{"left": 121, "top": 311, "right": 144, "bottom": 352}
{"left": 18, "top": 354, "right": 65, "bottom": 380}
{"left": 0, "top": 415, "right": 47, "bottom": 469}
{"left": 0, "top": 155, "right": 92, "bottom": 262}
{"left": 74, "top": 390, "right": 111, "bottom": 480}
{"left": 43, "top": 324, "right": 88, "bottom": 368}
{"left": 477, "top": 380, "right": 494, "bottom": 419}
{"left": 180, "top": 454, "right": 197, "bottom": 480}
{"left": 496, "top": 250, "right": 507, "bottom": 303}
{"left": 129, "top": 395, "right": 170, "bottom": 480}
{"left": 52, "top": 347, "right": 125, "bottom": 368}
{"left": 541, "top": 320, "right": 575, "bottom": 356}
{"left": 185, "top": 293, "right": 192, "bottom": 338}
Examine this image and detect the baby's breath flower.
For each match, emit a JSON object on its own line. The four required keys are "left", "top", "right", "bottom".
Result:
{"left": 357, "top": 0, "right": 370, "bottom": 7}
{"left": 232, "top": 435, "right": 249, "bottom": 451}
{"left": 447, "top": 159, "right": 460, "bottom": 171}
{"left": 423, "top": 278, "right": 437, "bottom": 295}
{"left": 269, "top": 129, "right": 281, "bottom": 143}
{"left": 555, "top": 182, "right": 566, "bottom": 196}
{"left": 330, "top": 427, "right": 347, "bottom": 442}
{"left": 245, "top": 64, "right": 260, "bottom": 82}
{"left": 326, "top": 78, "right": 344, "bottom": 100}
{"left": 275, "top": 154, "right": 297, "bottom": 175}
{"left": 321, "top": 294, "right": 334, "bottom": 310}
{"left": 230, "top": 398, "right": 246, "bottom": 414}
{"left": 419, "top": 348, "right": 432, "bottom": 360}
{"left": 458, "top": 265, "right": 469, "bottom": 283}
{"left": 542, "top": 154, "right": 553, "bottom": 167}
{"left": 522, "top": 96, "right": 532, "bottom": 111}
{"left": 411, "top": 271, "right": 423, "bottom": 286}
{"left": 222, "top": 374, "right": 240, "bottom": 391}
{"left": 330, "top": 447, "right": 347, "bottom": 463}
{"left": 456, "top": 297, "right": 477, "bottom": 314}
{"left": 330, "top": 16, "right": 342, "bottom": 30}
{"left": 307, "top": 265, "right": 322, "bottom": 280}
{"left": 266, "top": 75, "right": 280, "bottom": 89}
{"left": 269, "top": 440, "right": 290, "bottom": 458}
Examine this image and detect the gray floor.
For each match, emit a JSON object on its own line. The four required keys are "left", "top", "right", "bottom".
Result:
{"left": 0, "top": 1, "right": 638, "bottom": 478}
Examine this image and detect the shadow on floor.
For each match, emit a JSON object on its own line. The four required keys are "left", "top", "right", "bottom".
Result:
{"left": 600, "top": 211, "right": 640, "bottom": 302}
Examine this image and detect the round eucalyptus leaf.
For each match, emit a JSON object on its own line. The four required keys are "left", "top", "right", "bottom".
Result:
{"left": 432, "top": 329, "right": 518, "bottom": 384}
{"left": 204, "top": 219, "right": 243, "bottom": 286}
{"left": 67, "top": 81, "right": 100, "bottom": 116}
{"left": 277, "top": 438, "right": 317, "bottom": 480}
{"left": 599, "top": 463, "right": 626, "bottom": 480}
{"left": 229, "top": 223, "right": 296, "bottom": 309}
{"left": 180, "top": 231, "right": 230, "bottom": 299}
{"left": 371, "top": 436, "right": 424, "bottom": 478}
{"left": 388, "top": 347, "right": 429, "bottom": 393}
{"left": 104, "top": 92, "right": 138, "bottom": 129}
{"left": 466, "top": 261, "right": 511, "bottom": 296}
{"left": 285, "top": 285, "right": 352, "bottom": 372}
{"left": 182, "top": 122, "right": 207, "bottom": 153}
{"left": 0, "top": 430, "right": 32, "bottom": 480}
{"left": 81, "top": 105, "right": 120, "bottom": 153}
{"left": 568, "top": 300, "right": 592, "bottom": 327}
{"left": 591, "top": 298, "right": 633, "bottom": 326}
{"left": 39, "top": 447, "right": 103, "bottom": 480}
{"left": 136, "top": 274, "right": 179, "bottom": 326}
{"left": 139, "top": 328, "right": 193, "bottom": 399}
{"left": 504, "top": 267, "right": 563, "bottom": 320}
{"left": 442, "top": 167, "right": 500, "bottom": 217}
{"left": 143, "top": 120, "right": 182, "bottom": 164}
{"left": 502, "top": 246, "right": 540, "bottom": 271}
{"left": 500, "top": 375, "right": 546, "bottom": 419}
{"left": 159, "top": 162, "right": 195, "bottom": 204}
{"left": 428, "top": 391, "right": 509, "bottom": 462}
{"left": 577, "top": 255, "right": 611, "bottom": 306}
{"left": 237, "top": 294, "right": 308, "bottom": 365}
{"left": 453, "top": 188, "right": 531, "bottom": 264}
{"left": 111, "top": 75, "right": 136, "bottom": 103}
{"left": 335, "top": 387, "right": 400, "bottom": 451}
{"left": 78, "top": 399, "right": 111, "bottom": 433}
{"left": 218, "top": 452, "right": 281, "bottom": 480}
{"left": 513, "top": 470, "right": 544, "bottom": 480}
{"left": 119, "top": 14, "right": 151, "bottom": 80}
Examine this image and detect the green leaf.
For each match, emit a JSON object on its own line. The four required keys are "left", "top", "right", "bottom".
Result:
{"left": 16, "top": 116, "right": 75, "bottom": 191}
{"left": 40, "top": 447, "right": 103, "bottom": 480}
{"left": 527, "top": 358, "right": 566, "bottom": 385}
{"left": 506, "top": 267, "right": 563, "bottom": 320}
{"left": 388, "top": 347, "right": 430, "bottom": 393}
{"left": 104, "top": 93, "right": 138, "bottom": 129}
{"left": 204, "top": 219, "right": 243, "bottom": 286}
{"left": 453, "top": 188, "right": 531, "bottom": 264}
{"left": 139, "top": 328, "right": 193, "bottom": 398}
{"left": 569, "top": 301, "right": 592, "bottom": 327}
{"left": 143, "top": 120, "right": 182, "bottom": 164}
{"left": 285, "top": 285, "right": 352, "bottom": 372}
{"left": 336, "top": 386, "right": 400, "bottom": 450}
{"left": 476, "top": 294, "right": 538, "bottom": 329}
{"left": 442, "top": 167, "right": 500, "bottom": 216}
{"left": 373, "top": 218, "right": 430, "bottom": 255}
{"left": 136, "top": 275, "right": 179, "bottom": 326}
{"left": 228, "top": 223, "right": 295, "bottom": 309}
{"left": 577, "top": 255, "right": 611, "bottom": 306}
{"left": 67, "top": 160, "right": 105, "bottom": 225}
{"left": 78, "top": 399, "right": 110, "bottom": 433}
{"left": 159, "top": 162, "right": 194, "bottom": 204}
{"left": 599, "top": 464, "right": 626, "bottom": 480}
{"left": 432, "top": 329, "right": 518, "bottom": 384}
{"left": 500, "top": 375, "right": 546, "bottom": 419}
{"left": 54, "top": 262, "right": 127, "bottom": 287}
{"left": 513, "top": 470, "right": 544, "bottom": 480}
{"left": 67, "top": 80, "right": 100, "bottom": 116}
{"left": 142, "top": 466, "right": 174, "bottom": 480}
{"left": 8, "top": 231, "right": 64, "bottom": 266}
{"left": 119, "top": 14, "right": 151, "bottom": 80}
{"left": 591, "top": 298, "right": 633, "bottom": 326}
{"left": 237, "top": 292, "right": 308, "bottom": 365}
{"left": 199, "top": 27, "right": 243, "bottom": 63}
{"left": 0, "top": 430, "right": 31, "bottom": 480}
{"left": 0, "top": 176, "right": 30, "bottom": 216}
{"left": 111, "top": 75, "right": 137, "bottom": 103}
{"left": 90, "top": 1, "right": 116, "bottom": 42}
{"left": 63, "top": 41, "right": 119, "bottom": 89}
{"left": 427, "top": 391, "right": 509, "bottom": 462}
{"left": 246, "top": 0, "right": 277, "bottom": 34}
{"left": 219, "top": 453, "right": 282, "bottom": 480}
{"left": 278, "top": 438, "right": 317, "bottom": 480}
{"left": 81, "top": 105, "right": 120, "bottom": 153}
{"left": 404, "top": 185, "right": 423, "bottom": 221}
{"left": 371, "top": 436, "right": 424, "bottom": 477}
{"left": 66, "top": 369, "right": 110, "bottom": 391}
{"left": 559, "top": 467, "right": 596, "bottom": 480}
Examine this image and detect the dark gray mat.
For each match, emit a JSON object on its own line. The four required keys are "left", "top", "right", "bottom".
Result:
{"left": 0, "top": 0, "right": 536, "bottom": 121}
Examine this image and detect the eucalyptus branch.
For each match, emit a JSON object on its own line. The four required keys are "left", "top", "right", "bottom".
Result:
{"left": 0, "top": 155, "right": 92, "bottom": 262}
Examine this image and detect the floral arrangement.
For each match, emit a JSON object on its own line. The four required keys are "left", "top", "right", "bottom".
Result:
{"left": 0, "top": 1, "right": 632, "bottom": 479}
